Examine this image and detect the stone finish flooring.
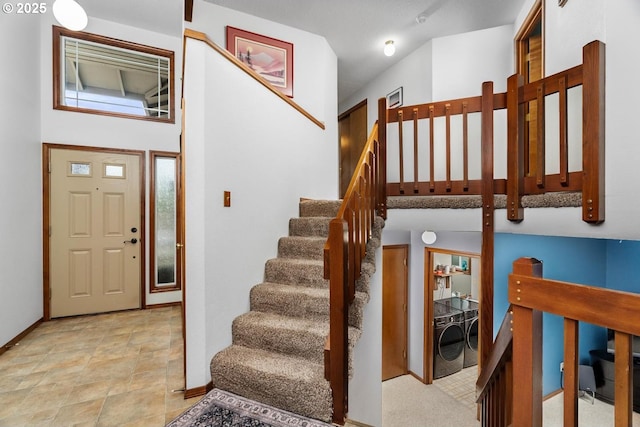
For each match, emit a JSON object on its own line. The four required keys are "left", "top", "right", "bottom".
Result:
{"left": 0, "top": 306, "right": 200, "bottom": 426}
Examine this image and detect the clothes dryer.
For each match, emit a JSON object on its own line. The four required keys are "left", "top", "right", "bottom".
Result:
{"left": 433, "top": 302, "right": 465, "bottom": 379}
{"left": 437, "top": 297, "right": 479, "bottom": 368}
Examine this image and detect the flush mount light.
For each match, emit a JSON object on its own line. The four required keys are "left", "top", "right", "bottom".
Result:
{"left": 416, "top": 14, "right": 427, "bottom": 24}
{"left": 421, "top": 231, "right": 437, "bottom": 245}
{"left": 53, "top": 0, "right": 88, "bottom": 31}
{"left": 384, "top": 40, "right": 395, "bottom": 57}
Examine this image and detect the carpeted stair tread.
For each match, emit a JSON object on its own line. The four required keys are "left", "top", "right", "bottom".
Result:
{"left": 250, "top": 282, "right": 368, "bottom": 328}
{"left": 277, "top": 236, "right": 327, "bottom": 260}
{"left": 264, "top": 258, "right": 327, "bottom": 288}
{"left": 210, "top": 345, "right": 332, "bottom": 422}
{"left": 289, "top": 217, "right": 333, "bottom": 237}
{"left": 299, "top": 199, "right": 341, "bottom": 218}
{"left": 232, "top": 311, "right": 328, "bottom": 363}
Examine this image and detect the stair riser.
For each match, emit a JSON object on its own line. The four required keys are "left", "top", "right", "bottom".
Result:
{"left": 233, "top": 318, "right": 327, "bottom": 364}
{"left": 210, "top": 349, "right": 332, "bottom": 422}
{"left": 289, "top": 217, "right": 331, "bottom": 237}
{"left": 277, "top": 237, "right": 326, "bottom": 260}
{"left": 299, "top": 200, "right": 341, "bottom": 218}
{"left": 264, "top": 260, "right": 327, "bottom": 288}
{"left": 250, "top": 286, "right": 365, "bottom": 329}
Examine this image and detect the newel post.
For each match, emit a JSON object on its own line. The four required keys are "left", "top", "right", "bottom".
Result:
{"left": 328, "top": 218, "right": 349, "bottom": 424}
{"left": 510, "top": 257, "right": 543, "bottom": 427}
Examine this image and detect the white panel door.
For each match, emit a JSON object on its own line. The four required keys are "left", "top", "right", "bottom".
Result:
{"left": 50, "top": 149, "right": 141, "bottom": 318}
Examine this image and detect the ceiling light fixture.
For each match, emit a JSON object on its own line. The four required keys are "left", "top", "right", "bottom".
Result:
{"left": 421, "top": 231, "right": 437, "bottom": 245}
{"left": 384, "top": 40, "right": 395, "bottom": 57}
{"left": 53, "top": 0, "right": 88, "bottom": 31}
{"left": 416, "top": 14, "right": 427, "bottom": 24}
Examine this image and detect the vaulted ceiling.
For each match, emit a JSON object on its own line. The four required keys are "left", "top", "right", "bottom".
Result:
{"left": 81, "top": 0, "right": 528, "bottom": 104}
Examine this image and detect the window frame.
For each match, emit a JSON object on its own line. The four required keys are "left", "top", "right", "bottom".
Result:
{"left": 149, "top": 151, "right": 182, "bottom": 293}
{"left": 52, "top": 26, "right": 175, "bottom": 124}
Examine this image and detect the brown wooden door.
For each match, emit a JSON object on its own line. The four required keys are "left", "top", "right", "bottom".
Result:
{"left": 338, "top": 100, "right": 367, "bottom": 197}
{"left": 382, "top": 245, "right": 408, "bottom": 381}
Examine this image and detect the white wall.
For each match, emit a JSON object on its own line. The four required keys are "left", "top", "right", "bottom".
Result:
{"left": 186, "top": 0, "right": 335, "bottom": 125}
{"left": 339, "top": 41, "right": 433, "bottom": 134}
{"left": 495, "top": 0, "right": 640, "bottom": 240}
{"left": 183, "top": 14, "right": 338, "bottom": 388}
{"left": 348, "top": 245, "right": 382, "bottom": 427}
{"left": 39, "top": 15, "right": 183, "bottom": 306}
{"left": 0, "top": 14, "right": 43, "bottom": 345}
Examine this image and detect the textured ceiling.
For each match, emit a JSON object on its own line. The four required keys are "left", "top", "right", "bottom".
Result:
{"left": 79, "top": 0, "right": 528, "bottom": 104}
{"left": 203, "top": 0, "right": 527, "bottom": 103}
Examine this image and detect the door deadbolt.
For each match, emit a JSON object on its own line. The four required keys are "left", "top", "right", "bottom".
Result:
{"left": 131, "top": 227, "right": 137, "bottom": 233}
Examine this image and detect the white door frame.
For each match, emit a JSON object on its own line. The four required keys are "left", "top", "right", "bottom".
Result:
{"left": 42, "top": 143, "right": 146, "bottom": 320}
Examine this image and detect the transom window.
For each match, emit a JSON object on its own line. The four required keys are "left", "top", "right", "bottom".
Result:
{"left": 53, "top": 26, "right": 175, "bottom": 123}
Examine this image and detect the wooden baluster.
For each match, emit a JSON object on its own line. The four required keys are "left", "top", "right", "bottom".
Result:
{"left": 398, "top": 110, "right": 405, "bottom": 194}
{"left": 614, "top": 331, "right": 633, "bottom": 427}
{"left": 505, "top": 359, "right": 513, "bottom": 426}
{"left": 536, "top": 82, "right": 545, "bottom": 188}
{"left": 510, "top": 257, "right": 543, "bottom": 427}
{"left": 506, "top": 74, "right": 525, "bottom": 222}
{"left": 564, "top": 318, "right": 579, "bottom": 427}
{"left": 347, "top": 199, "right": 357, "bottom": 304}
{"left": 462, "top": 102, "right": 469, "bottom": 191}
{"left": 377, "top": 98, "right": 387, "bottom": 219}
{"left": 328, "top": 218, "right": 348, "bottom": 425}
{"left": 445, "top": 103, "right": 452, "bottom": 191}
{"left": 558, "top": 76, "right": 569, "bottom": 186}
{"left": 429, "top": 105, "right": 435, "bottom": 191}
{"left": 581, "top": 40, "right": 605, "bottom": 223}
{"left": 364, "top": 161, "right": 372, "bottom": 238}
{"left": 413, "top": 108, "right": 419, "bottom": 193}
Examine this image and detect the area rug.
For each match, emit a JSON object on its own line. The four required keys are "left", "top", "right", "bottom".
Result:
{"left": 166, "top": 388, "right": 333, "bottom": 427}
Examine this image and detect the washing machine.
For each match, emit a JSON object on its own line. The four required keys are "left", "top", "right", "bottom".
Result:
{"left": 438, "top": 297, "right": 479, "bottom": 368}
{"left": 433, "top": 302, "right": 465, "bottom": 379}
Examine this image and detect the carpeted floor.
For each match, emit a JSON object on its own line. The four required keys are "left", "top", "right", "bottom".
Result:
{"left": 382, "top": 375, "right": 479, "bottom": 427}
{"left": 166, "top": 388, "right": 333, "bottom": 427}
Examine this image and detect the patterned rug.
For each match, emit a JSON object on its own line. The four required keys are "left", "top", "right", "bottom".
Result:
{"left": 166, "top": 388, "right": 334, "bottom": 427}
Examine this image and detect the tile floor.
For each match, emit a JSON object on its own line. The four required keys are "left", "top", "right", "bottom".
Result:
{"left": 0, "top": 306, "right": 201, "bottom": 426}
{"left": 433, "top": 366, "right": 479, "bottom": 410}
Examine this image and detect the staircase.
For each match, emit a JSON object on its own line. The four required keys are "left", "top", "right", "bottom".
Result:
{"left": 210, "top": 199, "right": 380, "bottom": 422}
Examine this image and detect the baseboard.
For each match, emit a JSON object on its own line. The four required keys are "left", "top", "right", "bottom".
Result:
{"left": 408, "top": 370, "right": 425, "bottom": 383}
{"left": 184, "top": 381, "right": 213, "bottom": 399}
{"left": 0, "top": 318, "right": 43, "bottom": 356}
{"left": 544, "top": 388, "right": 563, "bottom": 401}
{"left": 145, "top": 301, "right": 181, "bottom": 309}
{"left": 344, "top": 418, "right": 374, "bottom": 427}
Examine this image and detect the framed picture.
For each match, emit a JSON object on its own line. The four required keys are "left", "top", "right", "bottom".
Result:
{"left": 387, "top": 87, "right": 403, "bottom": 108}
{"left": 226, "top": 26, "right": 294, "bottom": 98}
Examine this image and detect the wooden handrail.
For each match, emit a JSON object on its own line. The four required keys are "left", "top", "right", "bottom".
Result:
{"left": 183, "top": 29, "right": 325, "bottom": 130}
{"left": 323, "top": 99, "right": 386, "bottom": 424}
{"left": 478, "top": 257, "right": 640, "bottom": 427}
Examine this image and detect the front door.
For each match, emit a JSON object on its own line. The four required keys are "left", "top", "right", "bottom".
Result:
{"left": 382, "top": 245, "right": 408, "bottom": 381}
{"left": 48, "top": 147, "right": 143, "bottom": 318}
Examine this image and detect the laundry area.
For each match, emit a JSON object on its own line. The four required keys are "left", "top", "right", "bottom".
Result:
{"left": 432, "top": 253, "right": 480, "bottom": 380}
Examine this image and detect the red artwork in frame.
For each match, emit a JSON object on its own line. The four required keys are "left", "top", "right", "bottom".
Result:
{"left": 226, "top": 26, "right": 294, "bottom": 98}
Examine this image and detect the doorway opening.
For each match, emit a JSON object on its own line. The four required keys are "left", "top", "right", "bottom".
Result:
{"left": 424, "top": 247, "right": 480, "bottom": 392}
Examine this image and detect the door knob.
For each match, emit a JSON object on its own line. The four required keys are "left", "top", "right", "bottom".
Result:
{"left": 124, "top": 238, "right": 138, "bottom": 244}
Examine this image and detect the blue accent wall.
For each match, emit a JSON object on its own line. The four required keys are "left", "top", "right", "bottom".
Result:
{"left": 606, "top": 239, "right": 640, "bottom": 294}
{"left": 494, "top": 233, "right": 608, "bottom": 395}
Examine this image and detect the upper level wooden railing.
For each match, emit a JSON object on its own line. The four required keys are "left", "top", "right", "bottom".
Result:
{"left": 479, "top": 257, "right": 640, "bottom": 427}
{"left": 323, "top": 99, "right": 387, "bottom": 425}
{"left": 382, "top": 40, "right": 605, "bottom": 224}
{"left": 183, "top": 29, "right": 325, "bottom": 130}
